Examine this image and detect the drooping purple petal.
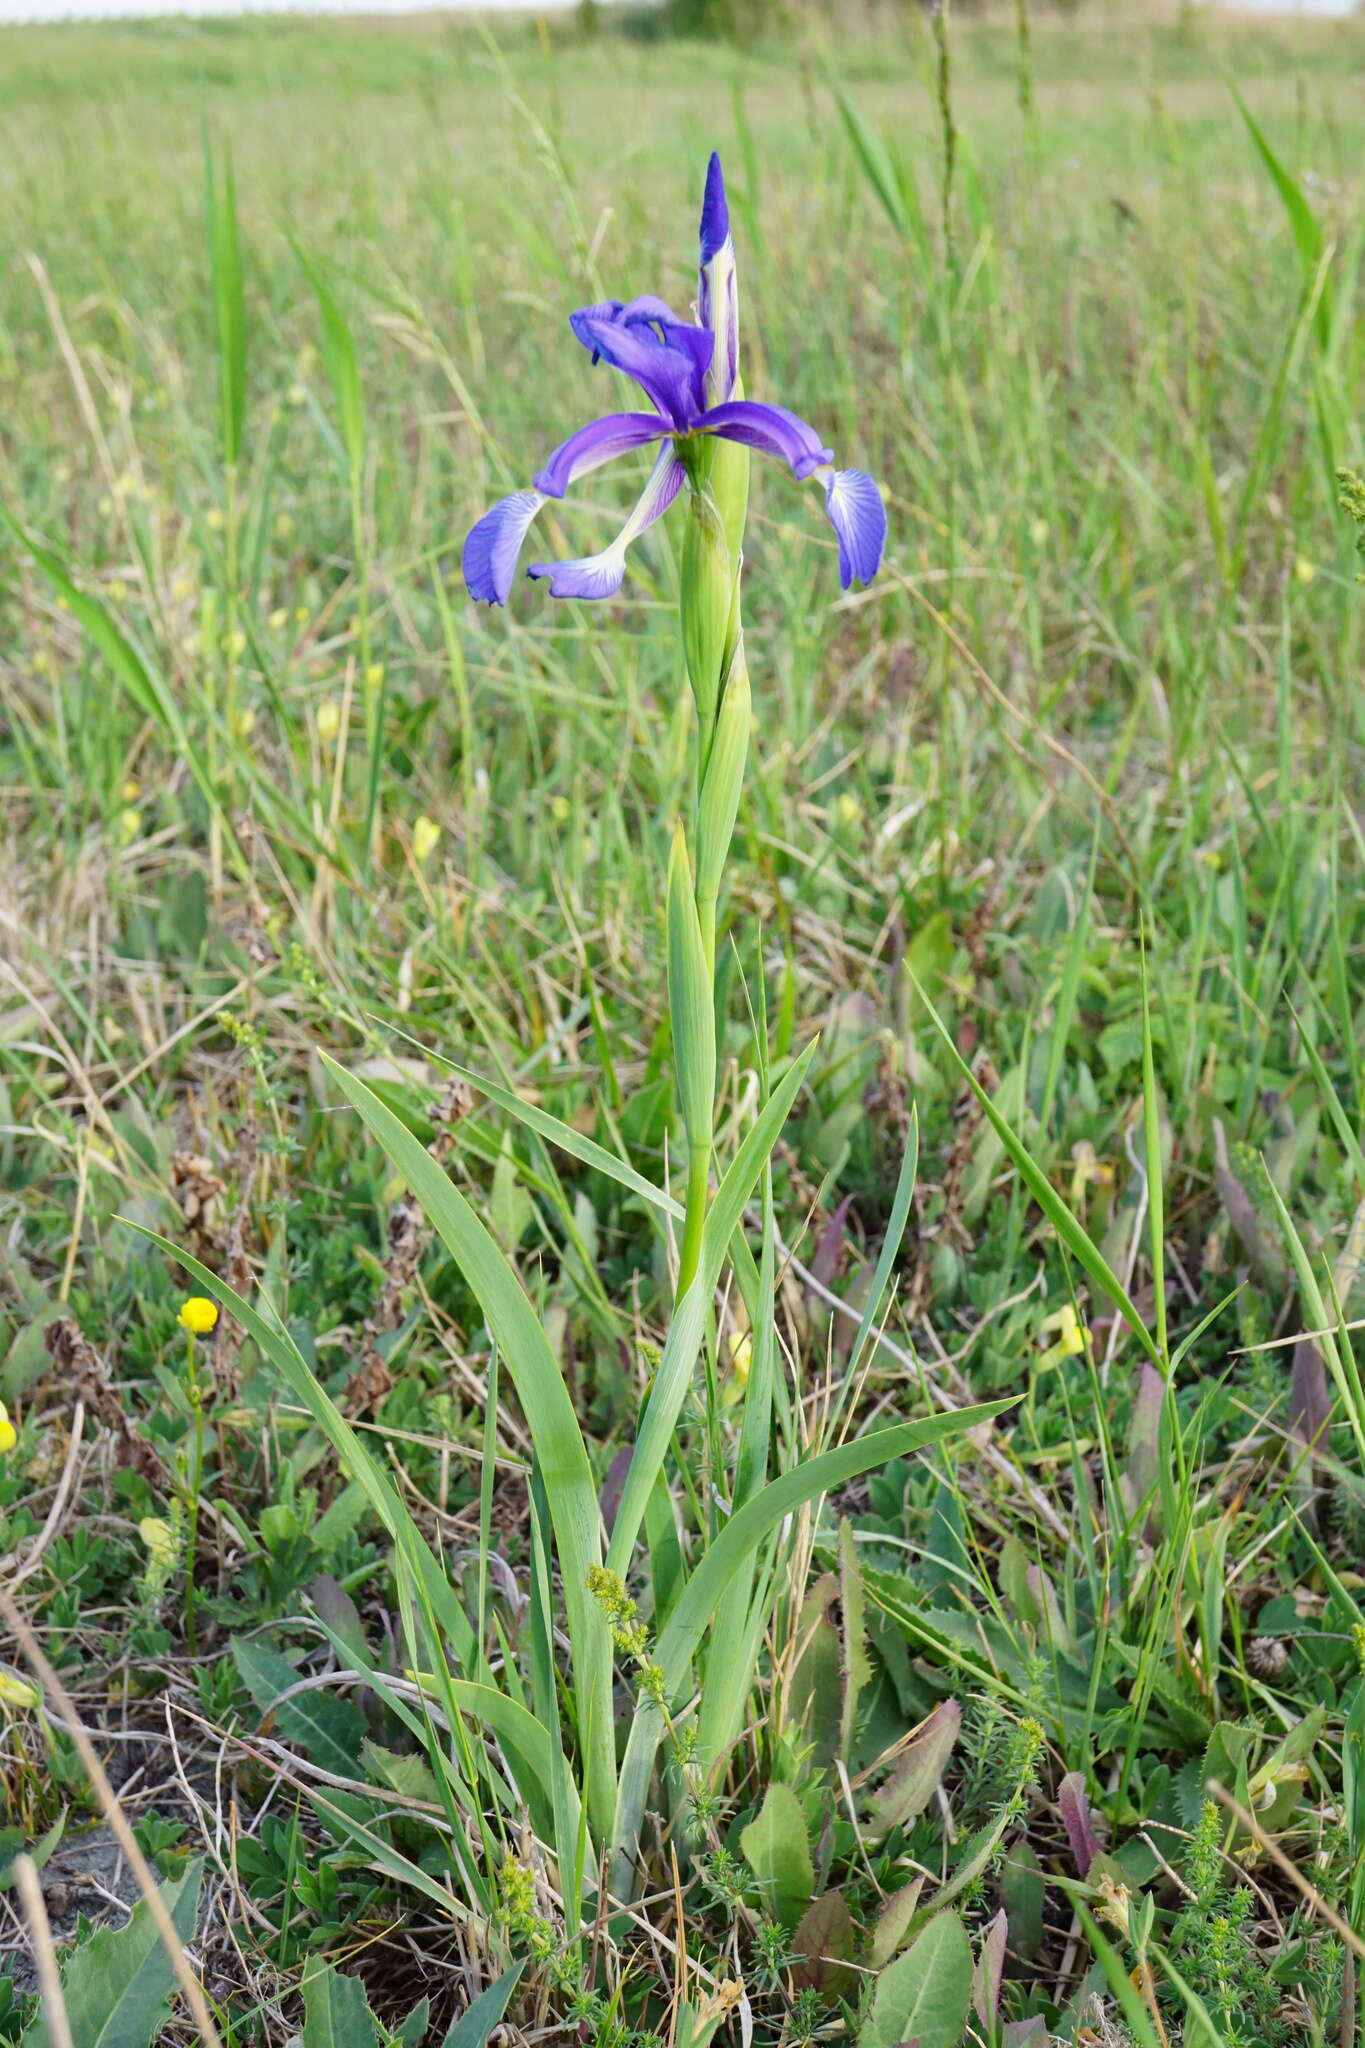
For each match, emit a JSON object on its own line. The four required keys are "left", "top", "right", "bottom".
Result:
{"left": 462, "top": 489, "right": 546, "bottom": 606}
{"left": 532, "top": 411, "right": 669, "bottom": 499}
{"left": 569, "top": 308, "right": 712, "bottom": 428}
{"left": 529, "top": 448, "right": 686, "bottom": 601}
{"left": 699, "top": 399, "right": 833, "bottom": 480}
{"left": 821, "top": 468, "right": 887, "bottom": 588}
{"left": 699, "top": 152, "right": 729, "bottom": 265}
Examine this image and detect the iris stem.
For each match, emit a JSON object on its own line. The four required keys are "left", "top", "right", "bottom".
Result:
{"left": 676, "top": 1136, "right": 711, "bottom": 1301}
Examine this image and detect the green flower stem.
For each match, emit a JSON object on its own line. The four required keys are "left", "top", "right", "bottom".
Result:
{"left": 182, "top": 1330, "right": 206, "bottom": 1658}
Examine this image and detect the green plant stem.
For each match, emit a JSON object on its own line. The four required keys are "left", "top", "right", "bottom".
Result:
{"left": 183, "top": 1332, "right": 205, "bottom": 1659}
{"left": 676, "top": 1133, "right": 711, "bottom": 1300}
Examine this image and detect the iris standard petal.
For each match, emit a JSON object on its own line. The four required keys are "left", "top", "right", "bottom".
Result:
{"left": 532, "top": 411, "right": 669, "bottom": 498}
{"left": 698, "top": 151, "right": 729, "bottom": 266}
{"left": 820, "top": 468, "right": 887, "bottom": 588}
{"left": 569, "top": 308, "right": 712, "bottom": 428}
{"left": 699, "top": 399, "right": 833, "bottom": 479}
{"left": 528, "top": 448, "right": 686, "bottom": 601}
{"left": 697, "top": 152, "right": 739, "bottom": 403}
{"left": 462, "top": 489, "right": 547, "bottom": 605}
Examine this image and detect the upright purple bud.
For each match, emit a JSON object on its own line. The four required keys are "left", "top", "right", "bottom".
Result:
{"left": 698, "top": 151, "right": 739, "bottom": 406}
{"left": 699, "top": 151, "right": 730, "bottom": 265}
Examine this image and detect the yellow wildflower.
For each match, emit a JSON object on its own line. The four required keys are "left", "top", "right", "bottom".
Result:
{"left": 836, "top": 791, "right": 862, "bottom": 827}
{"left": 117, "top": 808, "right": 142, "bottom": 846}
{"left": 233, "top": 707, "right": 257, "bottom": 739}
{"left": 412, "top": 815, "right": 441, "bottom": 863}
{"left": 316, "top": 702, "right": 342, "bottom": 744}
{"left": 1294, "top": 555, "right": 1317, "bottom": 586}
{"left": 1037, "top": 1303, "right": 1089, "bottom": 1372}
{"left": 0, "top": 1403, "right": 15, "bottom": 1455}
{"left": 550, "top": 795, "right": 571, "bottom": 824}
{"left": 268, "top": 607, "right": 288, "bottom": 632}
{"left": 138, "top": 1517, "right": 179, "bottom": 1573}
{"left": 206, "top": 507, "right": 225, "bottom": 532}
{"left": 365, "top": 663, "right": 384, "bottom": 687}
{"left": 0, "top": 1671, "right": 37, "bottom": 1709}
{"left": 177, "top": 1297, "right": 219, "bottom": 1336}
{"left": 121, "top": 778, "right": 142, "bottom": 803}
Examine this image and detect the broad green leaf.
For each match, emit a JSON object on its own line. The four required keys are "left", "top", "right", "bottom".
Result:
{"left": 232, "top": 1637, "right": 366, "bottom": 1781}
{"left": 441, "top": 1963, "right": 525, "bottom": 2048}
{"left": 301, "top": 1957, "right": 381, "bottom": 2048}
{"left": 790, "top": 1889, "right": 858, "bottom": 1997}
{"left": 740, "top": 1782, "right": 814, "bottom": 1930}
{"left": 870, "top": 1877, "right": 925, "bottom": 1969}
{"left": 21, "top": 1859, "right": 202, "bottom": 2048}
{"left": 858, "top": 1910, "right": 974, "bottom": 2048}
{"left": 867, "top": 1699, "right": 961, "bottom": 1836}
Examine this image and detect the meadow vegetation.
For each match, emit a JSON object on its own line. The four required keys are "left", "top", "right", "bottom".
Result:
{"left": 1, "top": 3, "right": 1365, "bottom": 2043}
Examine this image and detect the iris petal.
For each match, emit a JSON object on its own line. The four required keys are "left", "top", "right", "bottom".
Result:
{"left": 699, "top": 152, "right": 729, "bottom": 266}
{"left": 462, "top": 489, "right": 546, "bottom": 605}
{"left": 699, "top": 399, "right": 833, "bottom": 479}
{"left": 529, "top": 449, "right": 686, "bottom": 601}
{"left": 821, "top": 468, "right": 887, "bottom": 589}
{"left": 533, "top": 411, "right": 669, "bottom": 498}
{"left": 569, "top": 308, "right": 712, "bottom": 428}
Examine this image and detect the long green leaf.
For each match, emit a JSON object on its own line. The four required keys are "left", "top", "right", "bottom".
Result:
{"left": 604, "top": 1037, "right": 817, "bottom": 1573}
{"left": 317, "top": 1054, "right": 617, "bottom": 1843}
{"left": 611, "top": 1401, "right": 1011, "bottom": 1879}
{"left": 205, "top": 138, "right": 247, "bottom": 471}
{"left": 441, "top": 1964, "right": 525, "bottom": 2048}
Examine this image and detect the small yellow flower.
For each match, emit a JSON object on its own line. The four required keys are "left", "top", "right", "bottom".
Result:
{"left": 728, "top": 1332, "right": 752, "bottom": 1386}
{"left": 139, "top": 1517, "right": 179, "bottom": 1572}
{"left": 206, "top": 507, "right": 225, "bottom": 533}
{"left": 550, "top": 795, "right": 571, "bottom": 824}
{"left": 171, "top": 574, "right": 194, "bottom": 602}
{"left": 1294, "top": 555, "right": 1317, "bottom": 586}
{"left": 294, "top": 605, "right": 310, "bottom": 626}
{"left": 316, "top": 701, "right": 342, "bottom": 744}
{"left": 1038, "top": 1302, "right": 1088, "bottom": 1367}
{"left": 224, "top": 628, "right": 247, "bottom": 658}
{"left": 836, "top": 791, "right": 862, "bottom": 827}
{"left": 412, "top": 815, "right": 441, "bottom": 863}
{"left": 233, "top": 706, "right": 257, "bottom": 739}
{"left": 117, "top": 807, "right": 142, "bottom": 846}
{"left": 121, "top": 777, "right": 142, "bottom": 803}
{"left": 365, "top": 663, "right": 384, "bottom": 687}
{"left": 268, "top": 607, "right": 288, "bottom": 632}
{"left": 288, "top": 382, "right": 307, "bottom": 407}
{"left": 108, "top": 578, "right": 128, "bottom": 604}
{"left": 0, "top": 1404, "right": 15, "bottom": 1456}
{"left": 177, "top": 1297, "right": 219, "bottom": 1336}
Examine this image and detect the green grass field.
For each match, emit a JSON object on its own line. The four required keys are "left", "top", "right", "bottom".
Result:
{"left": 2, "top": 3, "right": 1365, "bottom": 2042}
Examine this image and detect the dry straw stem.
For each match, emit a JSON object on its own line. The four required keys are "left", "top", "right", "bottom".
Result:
{"left": 0, "top": 1588, "right": 225, "bottom": 2048}
{"left": 12, "top": 1853, "right": 75, "bottom": 2048}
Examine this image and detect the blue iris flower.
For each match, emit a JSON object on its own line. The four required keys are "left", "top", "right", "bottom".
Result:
{"left": 462, "top": 154, "right": 887, "bottom": 605}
